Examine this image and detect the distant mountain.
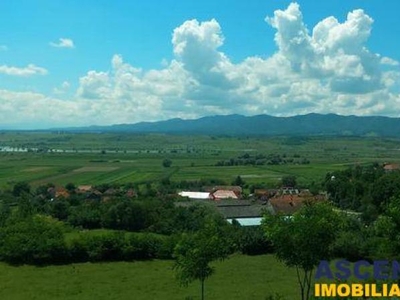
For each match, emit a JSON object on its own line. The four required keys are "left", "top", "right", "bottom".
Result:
{"left": 54, "top": 113, "right": 400, "bottom": 137}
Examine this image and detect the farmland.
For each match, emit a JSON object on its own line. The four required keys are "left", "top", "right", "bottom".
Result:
{"left": 1, "top": 131, "right": 400, "bottom": 189}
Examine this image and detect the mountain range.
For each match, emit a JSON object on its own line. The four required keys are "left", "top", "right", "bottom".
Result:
{"left": 55, "top": 113, "right": 400, "bottom": 137}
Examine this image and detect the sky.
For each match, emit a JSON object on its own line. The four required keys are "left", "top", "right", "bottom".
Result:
{"left": 0, "top": 0, "right": 400, "bottom": 129}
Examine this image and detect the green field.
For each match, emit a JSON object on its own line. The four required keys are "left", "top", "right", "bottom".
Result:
{"left": 2, "top": 132, "right": 400, "bottom": 189}
{"left": 0, "top": 254, "right": 299, "bottom": 300}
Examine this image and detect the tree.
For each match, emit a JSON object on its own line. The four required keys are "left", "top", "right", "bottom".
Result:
{"left": 0, "top": 202, "right": 11, "bottom": 227}
{"left": 65, "top": 182, "right": 76, "bottom": 192}
{"left": 162, "top": 158, "right": 172, "bottom": 168}
{"left": 263, "top": 202, "right": 341, "bottom": 300}
{"left": 173, "top": 219, "right": 232, "bottom": 300}
{"left": 281, "top": 175, "right": 297, "bottom": 188}
{"left": 0, "top": 215, "right": 66, "bottom": 265}
{"left": 12, "top": 182, "right": 31, "bottom": 197}
{"left": 232, "top": 175, "right": 244, "bottom": 186}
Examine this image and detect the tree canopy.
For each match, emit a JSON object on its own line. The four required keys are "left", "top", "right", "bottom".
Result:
{"left": 263, "top": 201, "right": 341, "bottom": 300}
{"left": 173, "top": 219, "right": 232, "bottom": 300}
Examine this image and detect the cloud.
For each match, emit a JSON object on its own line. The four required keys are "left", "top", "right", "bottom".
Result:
{"left": 53, "top": 81, "right": 71, "bottom": 94}
{"left": 381, "top": 57, "right": 399, "bottom": 66}
{"left": 0, "top": 89, "right": 80, "bottom": 128}
{"left": 1, "top": 2, "right": 400, "bottom": 128}
{"left": 0, "top": 64, "right": 48, "bottom": 76}
{"left": 265, "top": 3, "right": 383, "bottom": 94}
{"left": 50, "top": 38, "right": 75, "bottom": 48}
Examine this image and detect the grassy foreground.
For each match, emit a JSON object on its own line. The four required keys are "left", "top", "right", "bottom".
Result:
{"left": 0, "top": 254, "right": 299, "bottom": 300}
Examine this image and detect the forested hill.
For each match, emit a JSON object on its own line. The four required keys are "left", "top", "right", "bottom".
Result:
{"left": 58, "top": 113, "right": 400, "bottom": 137}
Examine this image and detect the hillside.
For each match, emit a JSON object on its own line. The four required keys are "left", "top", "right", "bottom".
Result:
{"left": 56, "top": 113, "right": 400, "bottom": 137}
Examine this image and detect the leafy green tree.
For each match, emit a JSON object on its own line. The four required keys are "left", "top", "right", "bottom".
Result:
{"left": 16, "top": 193, "right": 35, "bottom": 219}
{"left": 173, "top": 220, "right": 232, "bottom": 300}
{"left": 12, "top": 182, "right": 31, "bottom": 197}
{"left": 263, "top": 202, "right": 341, "bottom": 300}
{"left": 232, "top": 175, "right": 244, "bottom": 186}
{"left": 162, "top": 158, "right": 172, "bottom": 168}
{"left": 102, "top": 200, "right": 147, "bottom": 231}
{"left": 0, "top": 202, "right": 11, "bottom": 227}
{"left": 237, "top": 226, "right": 273, "bottom": 255}
{"left": 0, "top": 215, "right": 66, "bottom": 265}
{"left": 65, "top": 182, "right": 76, "bottom": 192}
{"left": 50, "top": 198, "right": 70, "bottom": 221}
{"left": 281, "top": 175, "right": 297, "bottom": 187}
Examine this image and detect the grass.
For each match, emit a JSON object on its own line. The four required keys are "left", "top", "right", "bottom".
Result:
{"left": 0, "top": 254, "right": 299, "bottom": 300}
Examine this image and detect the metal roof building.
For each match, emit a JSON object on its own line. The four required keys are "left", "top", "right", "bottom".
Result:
{"left": 178, "top": 191, "right": 211, "bottom": 200}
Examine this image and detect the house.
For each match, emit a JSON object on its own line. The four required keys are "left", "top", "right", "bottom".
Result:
{"left": 213, "top": 185, "right": 243, "bottom": 193}
{"left": 268, "top": 194, "right": 304, "bottom": 215}
{"left": 227, "top": 217, "right": 263, "bottom": 226}
{"left": 178, "top": 191, "right": 212, "bottom": 200}
{"left": 214, "top": 186, "right": 242, "bottom": 197}
{"left": 212, "top": 190, "right": 239, "bottom": 200}
{"left": 76, "top": 185, "right": 93, "bottom": 193}
{"left": 215, "top": 199, "right": 269, "bottom": 218}
{"left": 125, "top": 188, "right": 137, "bottom": 198}
{"left": 281, "top": 187, "right": 300, "bottom": 195}
{"left": 268, "top": 193, "right": 325, "bottom": 215}
{"left": 104, "top": 188, "right": 118, "bottom": 196}
{"left": 101, "top": 188, "right": 120, "bottom": 202}
{"left": 254, "top": 189, "right": 277, "bottom": 200}
{"left": 384, "top": 163, "right": 400, "bottom": 172}
{"left": 76, "top": 185, "right": 102, "bottom": 200}
{"left": 47, "top": 187, "right": 70, "bottom": 199}
{"left": 85, "top": 189, "right": 102, "bottom": 200}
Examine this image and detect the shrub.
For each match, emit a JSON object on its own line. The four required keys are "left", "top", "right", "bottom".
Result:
{"left": 238, "top": 226, "right": 273, "bottom": 255}
{"left": 84, "top": 232, "right": 125, "bottom": 262}
{"left": 122, "top": 233, "right": 174, "bottom": 260}
{"left": 0, "top": 216, "right": 67, "bottom": 265}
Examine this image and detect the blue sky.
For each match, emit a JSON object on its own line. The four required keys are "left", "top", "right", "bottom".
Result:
{"left": 0, "top": 0, "right": 399, "bottom": 129}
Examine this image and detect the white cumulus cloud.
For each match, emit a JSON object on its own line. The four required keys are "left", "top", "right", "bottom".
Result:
{"left": 50, "top": 38, "right": 75, "bottom": 48}
{"left": 0, "top": 64, "right": 48, "bottom": 76}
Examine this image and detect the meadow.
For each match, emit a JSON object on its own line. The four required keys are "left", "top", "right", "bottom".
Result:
{"left": 0, "top": 254, "right": 299, "bottom": 300}
{"left": 1, "top": 131, "right": 400, "bottom": 189}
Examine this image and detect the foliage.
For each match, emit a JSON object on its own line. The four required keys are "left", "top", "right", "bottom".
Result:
{"left": 0, "top": 215, "right": 67, "bottom": 265}
{"left": 0, "top": 201, "right": 11, "bottom": 227}
{"left": 162, "top": 158, "right": 172, "bottom": 168}
{"left": 263, "top": 201, "right": 341, "bottom": 300}
{"left": 237, "top": 225, "right": 273, "bottom": 255}
{"left": 173, "top": 219, "right": 232, "bottom": 300}
{"left": 12, "top": 181, "right": 31, "bottom": 197}
{"left": 331, "top": 215, "right": 366, "bottom": 261}
{"left": 281, "top": 175, "right": 297, "bottom": 188}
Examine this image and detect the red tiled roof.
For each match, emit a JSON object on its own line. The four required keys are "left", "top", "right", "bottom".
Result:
{"left": 212, "top": 190, "right": 239, "bottom": 200}
{"left": 384, "top": 164, "right": 400, "bottom": 170}
{"left": 269, "top": 195, "right": 304, "bottom": 214}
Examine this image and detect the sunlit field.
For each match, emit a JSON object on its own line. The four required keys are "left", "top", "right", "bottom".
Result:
{"left": 0, "top": 254, "right": 299, "bottom": 300}
{"left": 1, "top": 132, "right": 400, "bottom": 189}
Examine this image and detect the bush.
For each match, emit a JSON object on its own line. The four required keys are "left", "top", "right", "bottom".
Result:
{"left": 123, "top": 233, "right": 174, "bottom": 260}
{"left": 67, "top": 231, "right": 176, "bottom": 263}
{"left": 0, "top": 217, "right": 177, "bottom": 265}
{"left": 84, "top": 232, "right": 125, "bottom": 262}
{"left": 238, "top": 226, "right": 273, "bottom": 255}
{"left": 331, "top": 230, "right": 365, "bottom": 261}
{"left": 0, "top": 216, "right": 67, "bottom": 265}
